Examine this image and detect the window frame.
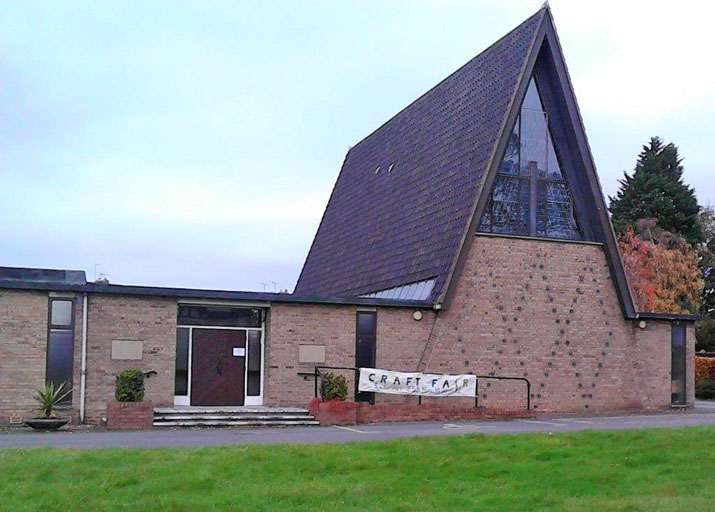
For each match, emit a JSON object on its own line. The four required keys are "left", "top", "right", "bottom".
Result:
{"left": 46, "top": 298, "right": 75, "bottom": 406}
{"left": 480, "top": 78, "right": 581, "bottom": 240}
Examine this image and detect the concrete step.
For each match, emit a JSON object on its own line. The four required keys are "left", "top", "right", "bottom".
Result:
{"left": 152, "top": 419, "right": 320, "bottom": 427}
{"left": 153, "top": 407, "right": 309, "bottom": 414}
{"left": 152, "top": 406, "right": 318, "bottom": 428}
{"left": 153, "top": 414, "right": 315, "bottom": 422}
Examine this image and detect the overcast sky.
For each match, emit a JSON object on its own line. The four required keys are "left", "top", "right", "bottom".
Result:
{"left": 1, "top": 0, "right": 713, "bottom": 291}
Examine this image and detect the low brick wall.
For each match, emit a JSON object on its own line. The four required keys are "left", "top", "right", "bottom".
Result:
{"left": 105, "top": 401, "right": 154, "bottom": 430}
{"left": 308, "top": 398, "right": 358, "bottom": 426}
{"left": 309, "top": 399, "right": 533, "bottom": 425}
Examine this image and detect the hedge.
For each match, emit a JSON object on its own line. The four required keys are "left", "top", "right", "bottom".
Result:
{"left": 695, "top": 357, "right": 715, "bottom": 387}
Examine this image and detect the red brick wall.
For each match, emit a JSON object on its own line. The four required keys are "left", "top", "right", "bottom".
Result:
{"left": 105, "top": 400, "right": 154, "bottom": 430}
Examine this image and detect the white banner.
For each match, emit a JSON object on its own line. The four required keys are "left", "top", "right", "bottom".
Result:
{"left": 358, "top": 368, "right": 477, "bottom": 397}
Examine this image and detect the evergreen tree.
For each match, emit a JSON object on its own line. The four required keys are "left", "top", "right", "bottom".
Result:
{"left": 696, "top": 206, "right": 715, "bottom": 352}
{"left": 609, "top": 137, "right": 702, "bottom": 246}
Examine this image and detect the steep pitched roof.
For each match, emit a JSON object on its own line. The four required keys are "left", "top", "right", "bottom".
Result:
{"left": 294, "top": 9, "right": 545, "bottom": 300}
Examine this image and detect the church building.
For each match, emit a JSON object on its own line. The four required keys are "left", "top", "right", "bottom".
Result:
{"left": 0, "top": 6, "right": 696, "bottom": 427}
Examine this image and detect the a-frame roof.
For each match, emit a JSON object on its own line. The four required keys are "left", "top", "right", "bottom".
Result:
{"left": 294, "top": 7, "right": 637, "bottom": 318}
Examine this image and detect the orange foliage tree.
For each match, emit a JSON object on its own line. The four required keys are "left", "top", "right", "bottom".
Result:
{"left": 618, "top": 219, "right": 703, "bottom": 313}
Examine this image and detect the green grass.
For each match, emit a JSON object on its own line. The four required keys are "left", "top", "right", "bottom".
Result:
{"left": 1, "top": 427, "right": 714, "bottom": 511}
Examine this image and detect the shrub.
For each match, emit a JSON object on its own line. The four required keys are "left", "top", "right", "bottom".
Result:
{"left": 695, "top": 357, "right": 715, "bottom": 387}
{"left": 115, "top": 368, "right": 145, "bottom": 402}
{"left": 321, "top": 372, "right": 348, "bottom": 401}
{"left": 696, "top": 379, "right": 715, "bottom": 400}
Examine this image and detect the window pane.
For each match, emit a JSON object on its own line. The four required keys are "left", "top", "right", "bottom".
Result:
{"left": 175, "top": 328, "right": 189, "bottom": 396}
{"left": 501, "top": 116, "right": 520, "bottom": 175}
{"left": 520, "top": 105, "right": 548, "bottom": 177}
{"left": 479, "top": 176, "right": 530, "bottom": 235}
{"left": 671, "top": 325, "right": 686, "bottom": 405}
{"left": 536, "top": 181, "right": 581, "bottom": 240}
{"left": 177, "top": 306, "right": 262, "bottom": 327}
{"left": 357, "top": 312, "right": 376, "bottom": 338}
{"left": 247, "top": 331, "right": 261, "bottom": 396}
{"left": 51, "top": 300, "right": 73, "bottom": 327}
{"left": 47, "top": 330, "right": 74, "bottom": 404}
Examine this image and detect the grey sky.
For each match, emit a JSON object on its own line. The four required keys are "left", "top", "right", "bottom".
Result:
{"left": 1, "top": 0, "right": 712, "bottom": 291}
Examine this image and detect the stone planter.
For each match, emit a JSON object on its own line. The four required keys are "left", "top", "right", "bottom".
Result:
{"left": 24, "top": 417, "right": 70, "bottom": 431}
{"left": 106, "top": 401, "right": 154, "bottom": 430}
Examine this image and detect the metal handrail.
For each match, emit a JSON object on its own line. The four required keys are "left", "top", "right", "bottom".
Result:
{"left": 297, "top": 365, "right": 531, "bottom": 410}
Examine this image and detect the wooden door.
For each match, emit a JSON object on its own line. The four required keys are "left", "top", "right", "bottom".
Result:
{"left": 191, "top": 329, "right": 246, "bottom": 406}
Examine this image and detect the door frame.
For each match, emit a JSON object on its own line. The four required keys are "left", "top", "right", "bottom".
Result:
{"left": 174, "top": 323, "right": 265, "bottom": 407}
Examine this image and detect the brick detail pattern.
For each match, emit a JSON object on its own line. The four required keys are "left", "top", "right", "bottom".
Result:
{"left": 83, "top": 295, "right": 176, "bottom": 424}
{"left": 419, "top": 235, "right": 691, "bottom": 412}
{"left": 105, "top": 401, "right": 154, "bottom": 430}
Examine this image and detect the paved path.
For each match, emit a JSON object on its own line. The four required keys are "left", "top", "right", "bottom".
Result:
{"left": 2, "top": 404, "right": 714, "bottom": 449}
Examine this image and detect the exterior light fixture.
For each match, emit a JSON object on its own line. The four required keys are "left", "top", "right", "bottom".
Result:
{"left": 413, "top": 310, "right": 423, "bottom": 321}
{"left": 638, "top": 320, "right": 647, "bottom": 329}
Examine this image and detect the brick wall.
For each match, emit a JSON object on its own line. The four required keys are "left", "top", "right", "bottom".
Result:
{"left": 83, "top": 294, "right": 176, "bottom": 423}
{"left": 417, "top": 235, "right": 688, "bottom": 412}
{"left": 105, "top": 400, "right": 154, "bottom": 430}
{"left": 265, "top": 235, "right": 692, "bottom": 413}
{"left": 0, "top": 290, "right": 84, "bottom": 425}
{"left": 265, "top": 304, "right": 357, "bottom": 406}
{"left": 0, "top": 233, "right": 694, "bottom": 423}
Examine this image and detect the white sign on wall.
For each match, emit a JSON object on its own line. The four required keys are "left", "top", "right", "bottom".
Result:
{"left": 358, "top": 368, "right": 477, "bottom": 397}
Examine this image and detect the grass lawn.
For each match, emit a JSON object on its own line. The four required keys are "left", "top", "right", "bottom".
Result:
{"left": 1, "top": 426, "right": 714, "bottom": 511}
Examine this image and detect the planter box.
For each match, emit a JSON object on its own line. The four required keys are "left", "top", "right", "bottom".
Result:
{"left": 308, "top": 398, "right": 357, "bottom": 426}
{"left": 106, "top": 401, "right": 154, "bottom": 430}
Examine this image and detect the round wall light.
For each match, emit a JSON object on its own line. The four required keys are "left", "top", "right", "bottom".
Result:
{"left": 638, "top": 320, "right": 647, "bottom": 329}
{"left": 413, "top": 310, "right": 423, "bottom": 321}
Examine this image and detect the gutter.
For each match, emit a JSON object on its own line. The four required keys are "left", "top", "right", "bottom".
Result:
{"left": 79, "top": 293, "right": 88, "bottom": 423}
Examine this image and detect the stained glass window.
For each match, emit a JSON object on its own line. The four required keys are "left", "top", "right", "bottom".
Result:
{"left": 479, "top": 78, "right": 580, "bottom": 240}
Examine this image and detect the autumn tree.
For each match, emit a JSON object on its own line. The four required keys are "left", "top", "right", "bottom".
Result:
{"left": 618, "top": 219, "right": 703, "bottom": 314}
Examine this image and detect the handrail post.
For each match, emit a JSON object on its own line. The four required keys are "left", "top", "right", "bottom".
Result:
{"left": 475, "top": 378, "right": 479, "bottom": 408}
{"left": 526, "top": 379, "right": 531, "bottom": 410}
{"left": 313, "top": 366, "right": 318, "bottom": 398}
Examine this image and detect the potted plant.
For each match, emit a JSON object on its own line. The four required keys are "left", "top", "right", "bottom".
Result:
{"left": 24, "top": 382, "right": 72, "bottom": 430}
{"left": 106, "top": 368, "right": 154, "bottom": 429}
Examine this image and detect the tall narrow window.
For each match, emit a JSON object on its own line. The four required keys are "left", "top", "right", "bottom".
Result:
{"left": 246, "top": 330, "right": 262, "bottom": 396}
{"left": 355, "top": 311, "right": 377, "bottom": 403}
{"left": 46, "top": 298, "right": 75, "bottom": 404}
{"left": 479, "top": 78, "right": 581, "bottom": 240}
{"left": 175, "top": 328, "right": 190, "bottom": 396}
{"left": 671, "top": 324, "right": 687, "bottom": 406}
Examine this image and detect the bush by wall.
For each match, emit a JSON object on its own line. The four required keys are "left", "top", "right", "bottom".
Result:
{"left": 321, "top": 372, "right": 348, "bottom": 401}
{"left": 115, "top": 368, "right": 145, "bottom": 402}
{"left": 695, "top": 357, "right": 715, "bottom": 386}
{"left": 695, "top": 357, "right": 715, "bottom": 400}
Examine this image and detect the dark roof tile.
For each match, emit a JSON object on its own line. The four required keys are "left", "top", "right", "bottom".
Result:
{"left": 295, "top": 9, "right": 544, "bottom": 300}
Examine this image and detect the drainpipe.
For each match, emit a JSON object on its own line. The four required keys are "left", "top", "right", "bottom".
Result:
{"left": 79, "top": 293, "right": 88, "bottom": 423}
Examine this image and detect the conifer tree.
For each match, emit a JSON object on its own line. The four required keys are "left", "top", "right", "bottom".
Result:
{"left": 609, "top": 137, "right": 702, "bottom": 246}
